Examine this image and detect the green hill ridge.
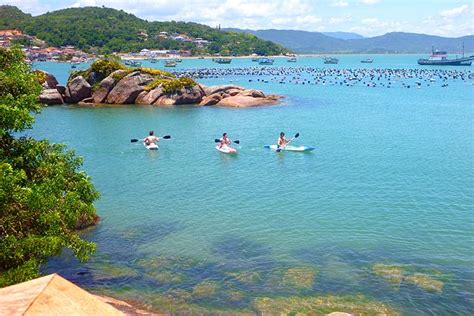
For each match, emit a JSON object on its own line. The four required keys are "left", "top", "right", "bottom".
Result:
{"left": 0, "top": 5, "right": 287, "bottom": 56}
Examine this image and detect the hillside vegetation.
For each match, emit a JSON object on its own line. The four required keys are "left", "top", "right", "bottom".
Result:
{"left": 0, "top": 6, "right": 287, "bottom": 56}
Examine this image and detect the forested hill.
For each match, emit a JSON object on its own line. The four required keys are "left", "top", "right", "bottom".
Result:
{"left": 226, "top": 28, "right": 474, "bottom": 54}
{"left": 0, "top": 5, "right": 31, "bottom": 29}
{"left": 0, "top": 6, "right": 287, "bottom": 56}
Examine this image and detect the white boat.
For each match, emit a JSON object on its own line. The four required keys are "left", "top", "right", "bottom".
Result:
{"left": 164, "top": 60, "right": 177, "bottom": 67}
{"left": 144, "top": 142, "right": 159, "bottom": 150}
{"left": 259, "top": 58, "right": 274, "bottom": 65}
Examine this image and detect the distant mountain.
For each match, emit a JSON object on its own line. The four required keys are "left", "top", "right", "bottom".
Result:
{"left": 322, "top": 32, "right": 364, "bottom": 40}
{"left": 0, "top": 6, "right": 287, "bottom": 56}
{"left": 226, "top": 28, "right": 474, "bottom": 54}
{"left": 224, "top": 28, "right": 347, "bottom": 53}
{"left": 346, "top": 32, "right": 474, "bottom": 54}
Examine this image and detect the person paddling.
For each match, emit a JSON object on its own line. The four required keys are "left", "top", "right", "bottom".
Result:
{"left": 219, "top": 132, "right": 231, "bottom": 149}
{"left": 144, "top": 131, "right": 159, "bottom": 146}
{"left": 277, "top": 132, "right": 289, "bottom": 149}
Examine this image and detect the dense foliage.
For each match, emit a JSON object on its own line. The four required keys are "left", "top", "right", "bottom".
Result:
{"left": 0, "top": 47, "right": 99, "bottom": 286}
{"left": 0, "top": 6, "right": 288, "bottom": 56}
{"left": 0, "top": 5, "right": 31, "bottom": 29}
{"left": 68, "top": 56, "right": 126, "bottom": 83}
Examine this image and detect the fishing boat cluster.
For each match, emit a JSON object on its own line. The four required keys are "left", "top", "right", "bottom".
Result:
{"left": 174, "top": 67, "right": 473, "bottom": 89}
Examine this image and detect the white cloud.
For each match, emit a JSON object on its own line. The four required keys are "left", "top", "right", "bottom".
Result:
{"left": 332, "top": 1, "right": 349, "bottom": 7}
{"left": 360, "top": 0, "right": 381, "bottom": 5}
{"left": 5, "top": 0, "right": 473, "bottom": 37}
{"left": 2, "top": 0, "right": 50, "bottom": 16}
{"left": 439, "top": 4, "right": 470, "bottom": 18}
{"left": 350, "top": 17, "right": 409, "bottom": 36}
{"left": 329, "top": 16, "right": 352, "bottom": 25}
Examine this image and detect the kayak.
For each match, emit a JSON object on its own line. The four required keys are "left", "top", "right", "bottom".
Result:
{"left": 144, "top": 142, "right": 159, "bottom": 150}
{"left": 264, "top": 145, "right": 315, "bottom": 152}
{"left": 216, "top": 145, "right": 237, "bottom": 154}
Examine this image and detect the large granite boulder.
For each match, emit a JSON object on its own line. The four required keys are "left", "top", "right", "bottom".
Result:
{"left": 216, "top": 95, "right": 279, "bottom": 108}
{"left": 64, "top": 76, "right": 91, "bottom": 103}
{"left": 153, "top": 85, "right": 203, "bottom": 106}
{"left": 154, "top": 96, "right": 176, "bottom": 106}
{"left": 40, "top": 71, "right": 58, "bottom": 89}
{"left": 106, "top": 72, "right": 153, "bottom": 104}
{"left": 199, "top": 93, "right": 222, "bottom": 106}
{"left": 136, "top": 87, "right": 163, "bottom": 105}
{"left": 92, "top": 70, "right": 128, "bottom": 103}
{"left": 174, "top": 85, "right": 204, "bottom": 105}
{"left": 203, "top": 85, "right": 243, "bottom": 96}
{"left": 238, "top": 89, "right": 265, "bottom": 98}
{"left": 87, "top": 71, "right": 103, "bottom": 86}
{"left": 39, "top": 89, "right": 64, "bottom": 105}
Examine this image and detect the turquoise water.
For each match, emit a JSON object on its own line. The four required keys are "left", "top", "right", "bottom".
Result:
{"left": 31, "top": 56, "right": 473, "bottom": 314}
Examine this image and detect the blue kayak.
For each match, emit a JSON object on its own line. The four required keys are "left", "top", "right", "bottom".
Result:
{"left": 264, "top": 145, "right": 315, "bottom": 152}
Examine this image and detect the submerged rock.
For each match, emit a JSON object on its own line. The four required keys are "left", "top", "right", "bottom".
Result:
{"left": 253, "top": 294, "right": 397, "bottom": 315}
{"left": 372, "top": 263, "right": 445, "bottom": 293}
{"left": 192, "top": 280, "right": 220, "bottom": 299}
{"left": 373, "top": 264, "right": 404, "bottom": 285}
{"left": 405, "top": 273, "right": 443, "bottom": 292}
{"left": 146, "top": 271, "right": 185, "bottom": 284}
{"left": 281, "top": 267, "right": 317, "bottom": 290}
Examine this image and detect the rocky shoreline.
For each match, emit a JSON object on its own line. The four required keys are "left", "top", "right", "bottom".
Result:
{"left": 38, "top": 68, "right": 281, "bottom": 108}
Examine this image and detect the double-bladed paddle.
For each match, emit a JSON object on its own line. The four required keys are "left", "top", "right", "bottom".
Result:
{"left": 276, "top": 132, "right": 299, "bottom": 152}
{"left": 214, "top": 139, "right": 240, "bottom": 144}
{"left": 130, "top": 135, "right": 171, "bottom": 143}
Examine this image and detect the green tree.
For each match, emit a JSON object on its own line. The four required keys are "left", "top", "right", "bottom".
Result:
{"left": 0, "top": 47, "right": 99, "bottom": 287}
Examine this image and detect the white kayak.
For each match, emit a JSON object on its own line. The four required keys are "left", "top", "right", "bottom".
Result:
{"left": 216, "top": 145, "right": 237, "bottom": 154}
{"left": 264, "top": 145, "right": 315, "bottom": 152}
{"left": 144, "top": 142, "right": 159, "bottom": 150}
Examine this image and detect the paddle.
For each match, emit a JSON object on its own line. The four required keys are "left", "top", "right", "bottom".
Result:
{"left": 276, "top": 133, "right": 299, "bottom": 152}
{"left": 130, "top": 135, "right": 171, "bottom": 143}
{"left": 214, "top": 139, "right": 240, "bottom": 144}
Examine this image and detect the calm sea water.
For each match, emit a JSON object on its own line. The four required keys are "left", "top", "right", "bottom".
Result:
{"left": 31, "top": 56, "right": 473, "bottom": 314}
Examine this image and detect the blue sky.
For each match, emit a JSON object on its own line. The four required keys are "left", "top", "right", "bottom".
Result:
{"left": 2, "top": 0, "right": 473, "bottom": 37}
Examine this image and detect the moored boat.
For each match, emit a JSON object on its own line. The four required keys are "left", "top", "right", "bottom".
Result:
{"left": 259, "top": 58, "right": 274, "bottom": 65}
{"left": 164, "top": 60, "right": 177, "bottom": 67}
{"left": 361, "top": 58, "right": 373, "bottom": 63}
{"left": 418, "top": 46, "right": 473, "bottom": 66}
{"left": 213, "top": 57, "right": 232, "bottom": 64}
{"left": 323, "top": 57, "right": 338, "bottom": 64}
{"left": 287, "top": 56, "right": 297, "bottom": 62}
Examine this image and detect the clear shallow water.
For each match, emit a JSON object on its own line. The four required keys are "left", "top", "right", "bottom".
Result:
{"left": 30, "top": 56, "right": 474, "bottom": 314}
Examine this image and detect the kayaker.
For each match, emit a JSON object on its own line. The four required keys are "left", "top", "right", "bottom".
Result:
{"left": 219, "top": 132, "right": 231, "bottom": 148}
{"left": 144, "top": 131, "right": 159, "bottom": 146}
{"left": 278, "top": 132, "right": 289, "bottom": 148}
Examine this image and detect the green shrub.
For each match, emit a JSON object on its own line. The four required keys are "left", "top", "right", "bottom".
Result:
{"left": 0, "top": 46, "right": 99, "bottom": 287}
{"left": 144, "top": 77, "right": 196, "bottom": 94}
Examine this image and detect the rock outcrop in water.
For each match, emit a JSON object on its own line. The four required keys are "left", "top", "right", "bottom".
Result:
{"left": 38, "top": 68, "right": 281, "bottom": 108}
